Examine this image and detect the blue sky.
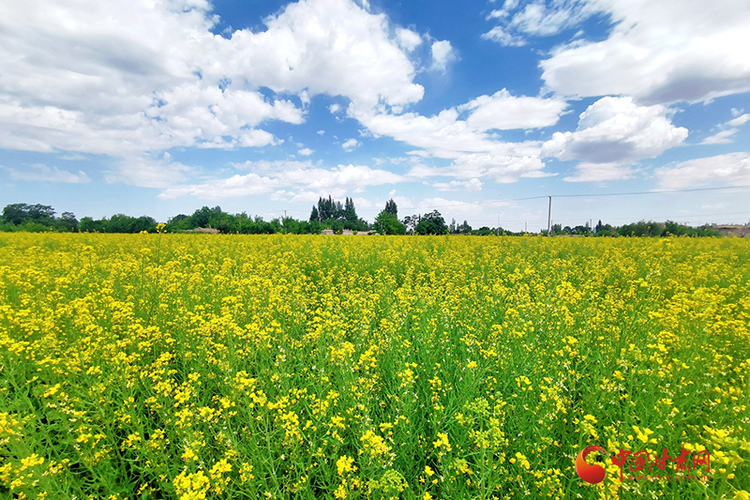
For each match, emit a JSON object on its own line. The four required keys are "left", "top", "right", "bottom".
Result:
{"left": 1, "top": 0, "right": 749, "bottom": 230}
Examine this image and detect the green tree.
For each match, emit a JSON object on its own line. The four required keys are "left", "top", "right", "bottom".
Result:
{"left": 190, "top": 206, "right": 224, "bottom": 228}
{"left": 344, "top": 197, "right": 357, "bottom": 222}
{"left": 384, "top": 199, "right": 398, "bottom": 218}
{"left": 402, "top": 214, "right": 420, "bottom": 234}
{"left": 415, "top": 210, "right": 448, "bottom": 235}
{"left": 56, "top": 212, "right": 78, "bottom": 232}
{"left": 79, "top": 216, "right": 105, "bottom": 232}
{"left": 2, "top": 203, "right": 56, "bottom": 225}
{"left": 374, "top": 211, "right": 406, "bottom": 235}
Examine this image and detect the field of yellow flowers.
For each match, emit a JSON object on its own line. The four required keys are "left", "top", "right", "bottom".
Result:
{"left": 1, "top": 233, "right": 748, "bottom": 499}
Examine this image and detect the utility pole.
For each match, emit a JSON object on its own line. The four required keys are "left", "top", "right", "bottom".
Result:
{"left": 547, "top": 196, "right": 552, "bottom": 236}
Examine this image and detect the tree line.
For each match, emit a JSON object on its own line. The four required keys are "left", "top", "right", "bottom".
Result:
{"left": 0, "top": 200, "right": 728, "bottom": 237}
{"left": 547, "top": 219, "right": 722, "bottom": 237}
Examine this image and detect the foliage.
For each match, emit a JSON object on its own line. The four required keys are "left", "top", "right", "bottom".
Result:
{"left": 1, "top": 203, "right": 55, "bottom": 225}
{"left": 414, "top": 210, "right": 449, "bottom": 235}
{"left": 384, "top": 199, "right": 398, "bottom": 218}
{"left": 374, "top": 211, "right": 406, "bottom": 235}
{"left": 309, "top": 196, "right": 369, "bottom": 231}
{"left": 0, "top": 202, "right": 736, "bottom": 237}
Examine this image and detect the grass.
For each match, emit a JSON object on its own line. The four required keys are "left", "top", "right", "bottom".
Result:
{"left": 0, "top": 233, "right": 749, "bottom": 499}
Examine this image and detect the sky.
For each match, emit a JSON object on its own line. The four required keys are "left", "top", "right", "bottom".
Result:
{"left": 1, "top": 0, "right": 749, "bottom": 231}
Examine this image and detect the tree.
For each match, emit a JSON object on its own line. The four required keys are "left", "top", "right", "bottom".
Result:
{"left": 79, "top": 216, "right": 105, "bottom": 232}
{"left": 317, "top": 196, "right": 336, "bottom": 221}
{"left": 167, "top": 214, "right": 191, "bottom": 232}
{"left": 374, "top": 211, "right": 406, "bottom": 235}
{"left": 458, "top": 220, "right": 472, "bottom": 234}
{"left": 190, "top": 206, "right": 223, "bottom": 228}
{"left": 309, "top": 205, "right": 319, "bottom": 222}
{"left": 384, "top": 199, "right": 398, "bottom": 218}
{"left": 415, "top": 210, "right": 448, "bottom": 235}
{"left": 56, "top": 212, "right": 78, "bottom": 232}
{"left": 344, "top": 197, "right": 357, "bottom": 222}
{"left": 402, "top": 214, "right": 420, "bottom": 234}
{"left": 2, "top": 203, "right": 56, "bottom": 225}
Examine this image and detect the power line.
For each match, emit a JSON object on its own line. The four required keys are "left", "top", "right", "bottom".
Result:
{"left": 349, "top": 184, "right": 750, "bottom": 214}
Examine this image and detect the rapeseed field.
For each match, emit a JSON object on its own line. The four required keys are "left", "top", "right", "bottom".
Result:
{"left": 0, "top": 233, "right": 748, "bottom": 499}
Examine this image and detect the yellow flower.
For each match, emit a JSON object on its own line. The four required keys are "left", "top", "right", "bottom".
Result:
{"left": 433, "top": 432, "right": 451, "bottom": 451}
{"left": 336, "top": 455, "right": 356, "bottom": 476}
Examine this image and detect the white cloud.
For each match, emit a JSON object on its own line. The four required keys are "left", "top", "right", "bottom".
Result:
{"left": 562, "top": 162, "right": 634, "bottom": 182}
{"left": 298, "top": 147, "right": 314, "bottom": 156}
{"left": 430, "top": 40, "right": 456, "bottom": 73}
{"left": 1, "top": 163, "right": 90, "bottom": 183}
{"left": 226, "top": 0, "right": 424, "bottom": 109}
{"left": 542, "top": 96, "right": 688, "bottom": 165}
{"left": 0, "top": 0, "right": 427, "bottom": 179}
{"left": 352, "top": 88, "right": 565, "bottom": 183}
{"left": 654, "top": 152, "right": 750, "bottom": 189}
{"left": 727, "top": 114, "right": 750, "bottom": 127}
{"left": 403, "top": 141, "right": 548, "bottom": 183}
{"left": 481, "top": 26, "right": 526, "bottom": 47}
{"left": 342, "top": 138, "right": 361, "bottom": 151}
{"left": 701, "top": 129, "right": 737, "bottom": 145}
{"left": 447, "top": 143, "right": 549, "bottom": 183}
{"left": 433, "top": 178, "right": 483, "bottom": 191}
{"left": 416, "top": 197, "right": 486, "bottom": 217}
{"left": 540, "top": 0, "right": 750, "bottom": 104}
{"left": 483, "top": 0, "right": 599, "bottom": 46}
{"left": 355, "top": 108, "right": 498, "bottom": 157}
{"left": 106, "top": 153, "right": 199, "bottom": 189}
{"left": 159, "top": 161, "right": 405, "bottom": 199}
{"left": 396, "top": 28, "right": 422, "bottom": 52}
{"left": 460, "top": 89, "right": 567, "bottom": 131}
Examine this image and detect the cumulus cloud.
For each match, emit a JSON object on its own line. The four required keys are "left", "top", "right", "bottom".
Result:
{"left": 654, "top": 152, "right": 750, "bottom": 189}
{"left": 562, "top": 162, "right": 634, "bottom": 182}
{"left": 342, "top": 139, "right": 361, "bottom": 151}
{"left": 540, "top": 0, "right": 750, "bottom": 104}
{"left": 433, "top": 178, "right": 483, "bottom": 191}
{"left": 352, "top": 88, "right": 567, "bottom": 183}
{"left": 225, "top": 0, "right": 424, "bottom": 108}
{"left": 460, "top": 89, "right": 567, "bottom": 131}
{"left": 542, "top": 96, "right": 688, "bottom": 165}
{"left": 396, "top": 28, "right": 423, "bottom": 52}
{"left": 159, "top": 161, "right": 404, "bottom": 199}
{"left": 416, "top": 197, "right": 487, "bottom": 217}
{"left": 448, "top": 143, "right": 549, "bottom": 183}
{"left": 356, "top": 108, "right": 497, "bottom": 157}
{"left": 1, "top": 163, "right": 91, "bottom": 183}
{"left": 430, "top": 40, "right": 457, "bottom": 73}
{"left": 106, "top": 153, "right": 200, "bottom": 189}
{"left": 0, "top": 0, "right": 426, "bottom": 181}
